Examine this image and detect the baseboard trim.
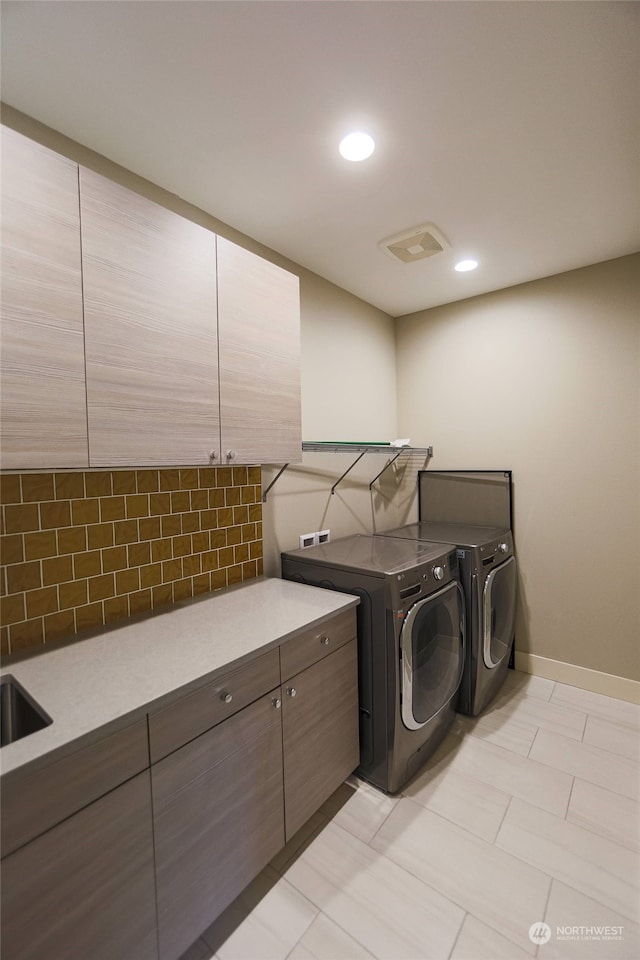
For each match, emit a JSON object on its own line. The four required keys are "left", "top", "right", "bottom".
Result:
{"left": 514, "top": 652, "right": 640, "bottom": 705}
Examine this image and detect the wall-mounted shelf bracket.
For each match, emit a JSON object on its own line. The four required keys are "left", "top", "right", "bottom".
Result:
{"left": 262, "top": 463, "right": 290, "bottom": 502}
{"left": 262, "top": 443, "right": 433, "bottom": 500}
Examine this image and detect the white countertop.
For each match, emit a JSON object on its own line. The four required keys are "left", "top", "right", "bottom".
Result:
{"left": 0, "top": 578, "right": 358, "bottom": 779}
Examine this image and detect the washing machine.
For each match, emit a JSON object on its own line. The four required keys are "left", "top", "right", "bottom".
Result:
{"left": 379, "top": 470, "right": 517, "bottom": 716}
{"left": 281, "top": 534, "right": 465, "bottom": 794}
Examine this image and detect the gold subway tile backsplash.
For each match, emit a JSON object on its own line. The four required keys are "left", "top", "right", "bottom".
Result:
{"left": 114, "top": 520, "right": 138, "bottom": 545}
{"left": 129, "top": 589, "right": 152, "bottom": 617}
{"left": 4, "top": 503, "right": 40, "bottom": 534}
{"left": 26, "top": 586, "right": 58, "bottom": 619}
{"left": 136, "top": 470, "right": 159, "bottom": 493}
{"left": 73, "top": 551, "right": 102, "bottom": 579}
{"left": 100, "top": 497, "right": 126, "bottom": 522}
{"left": 0, "top": 554, "right": 24, "bottom": 588}
{"left": 104, "top": 595, "right": 129, "bottom": 624}
{"left": 0, "top": 467, "right": 263, "bottom": 655}
{"left": 181, "top": 512, "right": 200, "bottom": 534}
{"left": 125, "top": 494, "right": 149, "bottom": 520}
{"left": 42, "top": 556, "right": 73, "bottom": 587}
{"left": 0, "top": 474, "right": 22, "bottom": 504}
{"left": 85, "top": 472, "right": 112, "bottom": 498}
{"left": 45, "top": 609, "right": 75, "bottom": 642}
{"left": 113, "top": 471, "right": 137, "bottom": 495}
{"left": 139, "top": 516, "right": 161, "bottom": 541}
{"left": 60, "top": 580, "right": 88, "bottom": 610}
{"left": 116, "top": 568, "right": 140, "bottom": 596}
{"left": 55, "top": 472, "right": 85, "bottom": 500}
{"left": 57, "top": 527, "right": 87, "bottom": 556}
{"left": 22, "top": 473, "right": 54, "bottom": 503}
{"left": 10, "top": 617, "right": 44, "bottom": 652}
{"left": 87, "top": 523, "right": 114, "bottom": 550}
{"left": 101, "top": 546, "right": 128, "bottom": 574}
{"left": 2, "top": 534, "right": 25, "bottom": 564}
{"left": 159, "top": 470, "right": 181, "bottom": 492}
{"left": 71, "top": 498, "right": 100, "bottom": 525}
{"left": 88, "top": 574, "right": 116, "bottom": 603}
{"left": 128, "top": 541, "right": 151, "bottom": 567}
{"left": 40, "top": 500, "right": 71, "bottom": 530}
{"left": 161, "top": 514, "right": 181, "bottom": 538}
{"left": 23, "top": 530, "right": 58, "bottom": 563}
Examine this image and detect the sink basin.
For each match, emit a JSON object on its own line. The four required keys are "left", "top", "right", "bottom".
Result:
{"left": 0, "top": 675, "right": 52, "bottom": 747}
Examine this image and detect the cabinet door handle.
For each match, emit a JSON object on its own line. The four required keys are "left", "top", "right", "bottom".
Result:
{"left": 226, "top": 450, "right": 236, "bottom": 461}
{"left": 209, "top": 450, "right": 218, "bottom": 463}
{"left": 320, "top": 635, "right": 330, "bottom": 645}
{"left": 220, "top": 692, "right": 233, "bottom": 704}
{"left": 272, "top": 697, "right": 282, "bottom": 709}
{"left": 286, "top": 687, "right": 297, "bottom": 698}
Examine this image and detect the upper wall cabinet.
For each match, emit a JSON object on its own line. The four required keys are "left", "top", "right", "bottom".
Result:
{"left": 217, "top": 237, "right": 301, "bottom": 464}
{"left": 0, "top": 127, "right": 88, "bottom": 469}
{"left": 0, "top": 127, "right": 302, "bottom": 470}
{"left": 80, "top": 169, "right": 220, "bottom": 467}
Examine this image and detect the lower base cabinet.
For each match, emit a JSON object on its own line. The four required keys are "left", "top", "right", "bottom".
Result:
{"left": 0, "top": 609, "right": 359, "bottom": 960}
{"left": 283, "top": 638, "right": 359, "bottom": 839}
{"left": 152, "top": 691, "right": 285, "bottom": 960}
{"left": 151, "top": 634, "right": 359, "bottom": 960}
{"left": 0, "top": 771, "right": 157, "bottom": 960}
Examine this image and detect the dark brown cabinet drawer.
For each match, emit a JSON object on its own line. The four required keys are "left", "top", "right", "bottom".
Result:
{"left": 280, "top": 607, "right": 356, "bottom": 681}
{"left": 148, "top": 647, "right": 280, "bottom": 763}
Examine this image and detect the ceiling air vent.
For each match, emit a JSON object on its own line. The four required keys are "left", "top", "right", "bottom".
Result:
{"left": 379, "top": 223, "right": 450, "bottom": 263}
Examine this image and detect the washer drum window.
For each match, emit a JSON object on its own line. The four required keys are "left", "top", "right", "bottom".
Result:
{"left": 400, "top": 581, "right": 465, "bottom": 731}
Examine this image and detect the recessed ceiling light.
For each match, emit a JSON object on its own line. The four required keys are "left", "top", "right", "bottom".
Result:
{"left": 454, "top": 259, "right": 479, "bottom": 272}
{"left": 339, "top": 132, "right": 375, "bottom": 162}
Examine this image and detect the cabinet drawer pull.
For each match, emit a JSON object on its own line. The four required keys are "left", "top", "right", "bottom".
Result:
{"left": 320, "top": 635, "right": 330, "bottom": 646}
{"left": 286, "top": 687, "right": 297, "bottom": 698}
{"left": 220, "top": 692, "right": 233, "bottom": 704}
{"left": 272, "top": 697, "right": 282, "bottom": 709}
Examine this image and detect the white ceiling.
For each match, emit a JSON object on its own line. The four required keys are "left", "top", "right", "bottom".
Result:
{"left": 1, "top": 0, "right": 639, "bottom": 317}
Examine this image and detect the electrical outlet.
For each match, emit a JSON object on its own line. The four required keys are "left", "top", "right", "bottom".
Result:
{"left": 299, "top": 532, "right": 316, "bottom": 549}
{"left": 317, "top": 529, "right": 330, "bottom": 544}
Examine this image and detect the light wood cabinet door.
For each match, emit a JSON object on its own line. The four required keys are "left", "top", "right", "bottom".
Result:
{"left": 0, "top": 771, "right": 158, "bottom": 960}
{"left": 80, "top": 169, "right": 219, "bottom": 466}
{"left": 0, "top": 126, "right": 88, "bottom": 469}
{"left": 152, "top": 690, "right": 284, "bottom": 960}
{"left": 282, "top": 637, "right": 360, "bottom": 840}
{"left": 217, "top": 236, "right": 301, "bottom": 464}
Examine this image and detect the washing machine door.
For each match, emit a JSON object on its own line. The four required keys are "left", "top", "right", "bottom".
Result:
{"left": 483, "top": 555, "right": 517, "bottom": 668}
{"left": 400, "top": 581, "right": 464, "bottom": 731}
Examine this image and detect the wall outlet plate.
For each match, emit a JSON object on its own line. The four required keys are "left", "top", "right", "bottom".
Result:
{"left": 299, "top": 533, "right": 316, "bottom": 549}
{"left": 317, "top": 529, "right": 330, "bottom": 544}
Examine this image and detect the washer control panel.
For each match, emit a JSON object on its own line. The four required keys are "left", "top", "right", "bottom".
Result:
{"left": 391, "top": 548, "right": 458, "bottom": 609}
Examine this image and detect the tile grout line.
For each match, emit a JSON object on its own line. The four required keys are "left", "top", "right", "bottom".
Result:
{"left": 563, "top": 774, "right": 577, "bottom": 822}
{"left": 446, "top": 909, "right": 468, "bottom": 960}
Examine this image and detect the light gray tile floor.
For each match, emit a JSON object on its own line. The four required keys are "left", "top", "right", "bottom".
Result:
{"left": 180, "top": 671, "right": 640, "bottom": 960}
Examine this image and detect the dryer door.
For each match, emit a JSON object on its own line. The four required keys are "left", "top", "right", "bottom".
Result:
{"left": 400, "top": 581, "right": 464, "bottom": 731}
{"left": 483, "top": 555, "right": 517, "bottom": 668}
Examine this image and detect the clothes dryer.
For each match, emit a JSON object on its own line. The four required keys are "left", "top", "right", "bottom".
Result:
{"left": 282, "top": 534, "right": 464, "bottom": 794}
{"left": 379, "top": 470, "right": 517, "bottom": 716}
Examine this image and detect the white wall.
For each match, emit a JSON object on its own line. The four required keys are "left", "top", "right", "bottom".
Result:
{"left": 395, "top": 255, "right": 640, "bottom": 682}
